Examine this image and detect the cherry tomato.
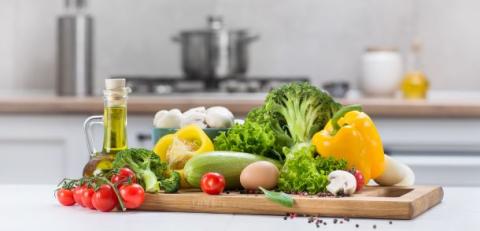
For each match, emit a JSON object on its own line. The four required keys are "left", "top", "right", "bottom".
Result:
{"left": 353, "top": 169, "right": 365, "bottom": 192}
{"left": 111, "top": 168, "right": 137, "bottom": 186}
{"left": 56, "top": 188, "right": 75, "bottom": 206}
{"left": 119, "top": 183, "right": 145, "bottom": 209}
{"left": 72, "top": 185, "right": 85, "bottom": 207}
{"left": 200, "top": 172, "right": 225, "bottom": 195}
{"left": 92, "top": 184, "right": 118, "bottom": 212}
{"left": 81, "top": 187, "right": 96, "bottom": 210}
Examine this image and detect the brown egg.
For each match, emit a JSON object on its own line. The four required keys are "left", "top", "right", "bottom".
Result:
{"left": 240, "top": 161, "right": 280, "bottom": 190}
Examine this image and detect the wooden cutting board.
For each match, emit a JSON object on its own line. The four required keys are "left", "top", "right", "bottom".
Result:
{"left": 139, "top": 185, "right": 443, "bottom": 220}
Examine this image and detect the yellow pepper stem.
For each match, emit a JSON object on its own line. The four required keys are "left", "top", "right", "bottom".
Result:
{"left": 331, "top": 104, "right": 363, "bottom": 135}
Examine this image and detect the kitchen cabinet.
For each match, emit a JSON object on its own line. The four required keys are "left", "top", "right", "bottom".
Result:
{"left": 0, "top": 114, "right": 152, "bottom": 184}
{"left": 1, "top": 112, "right": 478, "bottom": 186}
{"left": 374, "top": 117, "right": 480, "bottom": 186}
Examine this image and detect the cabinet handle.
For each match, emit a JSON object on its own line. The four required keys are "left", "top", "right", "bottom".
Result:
{"left": 137, "top": 133, "right": 152, "bottom": 142}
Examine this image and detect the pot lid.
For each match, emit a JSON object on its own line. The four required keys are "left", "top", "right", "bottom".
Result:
{"left": 178, "top": 15, "right": 249, "bottom": 35}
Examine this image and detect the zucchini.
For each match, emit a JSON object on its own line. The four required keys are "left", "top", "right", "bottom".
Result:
{"left": 184, "top": 151, "right": 282, "bottom": 189}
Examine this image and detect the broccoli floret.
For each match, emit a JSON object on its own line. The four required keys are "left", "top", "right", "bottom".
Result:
{"left": 264, "top": 82, "right": 341, "bottom": 143}
{"left": 112, "top": 148, "right": 163, "bottom": 193}
{"left": 159, "top": 171, "right": 180, "bottom": 193}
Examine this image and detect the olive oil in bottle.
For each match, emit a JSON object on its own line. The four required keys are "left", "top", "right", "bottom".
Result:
{"left": 83, "top": 79, "right": 129, "bottom": 176}
{"left": 102, "top": 106, "right": 127, "bottom": 154}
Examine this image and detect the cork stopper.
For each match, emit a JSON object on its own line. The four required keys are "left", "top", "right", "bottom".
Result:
{"left": 104, "top": 79, "right": 128, "bottom": 107}
{"left": 105, "top": 78, "right": 126, "bottom": 90}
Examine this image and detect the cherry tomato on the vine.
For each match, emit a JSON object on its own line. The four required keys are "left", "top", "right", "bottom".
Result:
{"left": 72, "top": 185, "right": 85, "bottom": 207}
{"left": 111, "top": 168, "right": 137, "bottom": 186}
{"left": 81, "top": 187, "right": 96, "bottom": 210}
{"left": 119, "top": 183, "right": 145, "bottom": 209}
{"left": 56, "top": 188, "right": 75, "bottom": 206}
{"left": 200, "top": 172, "right": 225, "bottom": 195}
{"left": 92, "top": 184, "right": 118, "bottom": 212}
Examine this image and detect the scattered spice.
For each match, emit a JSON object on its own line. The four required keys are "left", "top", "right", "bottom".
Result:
{"left": 389, "top": 221, "right": 393, "bottom": 224}
{"left": 356, "top": 224, "right": 359, "bottom": 228}
{"left": 308, "top": 217, "right": 315, "bottom": 223}
{"left": 340, "top": 221, "right": 343, "bottom": 224}
{"left": 344, "top": 217, "right": 350, "bottom": 222}
{"left": 333, "top": 218, "right": 338, "bottom": 224}
{"left": 373, "top": 224, "right": 377, "bottom": 229}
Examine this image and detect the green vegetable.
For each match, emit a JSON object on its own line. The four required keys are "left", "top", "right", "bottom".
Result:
{"left": 159, "top": 171, "right": 180, "bottom": 193}
{"left": 277, "top": 143, "right": 347, "bottom": 194}
{"left": 264, "top": 82, "right": 341, "bottom": 144}
{"left": 112, "top": 148, "right": 165, "bottom": 193}
{"left": 214, "top": 118, "right": 282, "bottom": 160}
{"left": 259, "top": 187, "right": 294, "bottom": 208}
{"left": 183, "top": 151, "right": 282, "bottom": 189}
{"left": 214, "top": 82, "right": 340, "bottom": 161}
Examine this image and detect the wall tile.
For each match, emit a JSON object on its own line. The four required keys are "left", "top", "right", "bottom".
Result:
{"left": 415, "top": 0, "right": 480, "bottom": 90}
{"left": 0, "top": 0, "right": 15, "bottom": 89}
{"left": 2, "top": 0, "right": 478, "bottom": 93}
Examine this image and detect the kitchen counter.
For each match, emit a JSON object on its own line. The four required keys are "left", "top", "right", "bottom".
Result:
{"left": 2, "top": 94, "right": 480, "bottom": 117}
{"left": 1, "top": 185, "right": 478, "bottom": 231}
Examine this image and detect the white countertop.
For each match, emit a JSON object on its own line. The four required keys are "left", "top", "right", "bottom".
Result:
{"left": 1, "top": 185, "right": 478, "bottom": 231}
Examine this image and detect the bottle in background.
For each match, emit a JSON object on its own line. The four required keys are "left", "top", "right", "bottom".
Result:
{"left": 56, "top": 0, "right": 94, "bottom": 96}
{"left": 402, "top": 39, "right": 429, "bottom": 99}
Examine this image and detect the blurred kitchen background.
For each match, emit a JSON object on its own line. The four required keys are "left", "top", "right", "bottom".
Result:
{"left": 1, "top": 0, "right": 480, "bottom": 186}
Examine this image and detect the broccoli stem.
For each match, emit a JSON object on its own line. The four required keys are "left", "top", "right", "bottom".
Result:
{"left": 141, "top": 169, "right": 160, "bottom": 193}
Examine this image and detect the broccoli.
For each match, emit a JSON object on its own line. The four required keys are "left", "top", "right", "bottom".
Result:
{"left": 112, "top": 148, "right": 164, "bottom": 193}
{"left": 264, "top": 82, "right": 341, "bottom": 144}
{"left": 159, "top": 171, "right": 180, "bottom": 193}
{"left": 214, "top": 82, "right": 340, "bottom": 161}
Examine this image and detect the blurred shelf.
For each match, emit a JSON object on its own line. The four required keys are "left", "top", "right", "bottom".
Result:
{"left": 0, "top": 95, "right": 480, "bottom": 117}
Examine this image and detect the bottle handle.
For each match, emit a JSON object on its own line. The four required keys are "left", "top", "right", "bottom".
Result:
{"left": 83, "top": 115, "right": 104, "bottom": 157}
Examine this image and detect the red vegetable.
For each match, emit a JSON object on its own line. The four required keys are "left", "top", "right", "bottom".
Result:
{"left": 119, "top": 183, "right": 145, "bottom": 209}
{"left": 200, "top": 172, "right": 225, "bottom": 195}
{"left": 56, "top": 188, "right": 75, "bottom": 206}
{"left": 111, "top": 168, "right": 137, "bottom": 186}
{"left": 81, "top": 187, "right": 96, "bottom": 210}
{"left": 353, "top": 169, "right": 365, "bottom": 192}
{"left": 72, "top": 185, "right": 85, "bottom": 207}
{"left": 92, "top": 184, "right": 118, "bottom": 212}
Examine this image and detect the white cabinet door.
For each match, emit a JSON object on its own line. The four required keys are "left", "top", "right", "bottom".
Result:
{"left": 0, "top": 115, "right": 89, "bottom": 184}
{"left": 373, "top": 117, "right": 480, "bottom": 186}
{"left": 0, "top": 114, "right": 155, "bottom": 184}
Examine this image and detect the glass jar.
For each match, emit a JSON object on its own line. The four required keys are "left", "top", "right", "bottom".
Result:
{"left": 361, "top": 47, "right": 403, "bottom": 97}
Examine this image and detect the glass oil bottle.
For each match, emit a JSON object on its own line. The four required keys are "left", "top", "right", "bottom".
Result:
{"left": 83, "top": 79, "right": 129, "bottom": 176}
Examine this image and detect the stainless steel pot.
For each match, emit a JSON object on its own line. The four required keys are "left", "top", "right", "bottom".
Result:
{"left": 173, "top": 16, "right": 259, "bottom": 79}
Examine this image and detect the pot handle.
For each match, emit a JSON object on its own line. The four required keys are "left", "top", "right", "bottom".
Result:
{"left": 245, "top": 34, "right": 260, "bottom": 43}
{"left": 171, "top": 36, "right": 181, "bottom": 43}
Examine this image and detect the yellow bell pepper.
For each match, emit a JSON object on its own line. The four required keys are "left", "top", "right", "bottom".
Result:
{"left": 154, "top": 124, "right": 214, "bottom": 168}
{"left": 311, "top": 104, "right": 385, "bottom": 183}
{"left": 153, "top": 124, "right": 214, "bottom": 188}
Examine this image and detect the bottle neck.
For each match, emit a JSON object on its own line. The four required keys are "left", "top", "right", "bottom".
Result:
{"left": 101, "top": 88, "right": 129, "bottom": 155}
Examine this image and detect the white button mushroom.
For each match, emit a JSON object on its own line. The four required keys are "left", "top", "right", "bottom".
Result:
{"left": 326, "top": 170, "right": 357, "bottom": 196}
{"left": 181, "top": 107, "right": 207, "bottom": 128}
{"left": 153, "top": 109, "right": 182, "bottom": 128}
{"left": 205, "top": 106, "right": 234, "bottom": 128}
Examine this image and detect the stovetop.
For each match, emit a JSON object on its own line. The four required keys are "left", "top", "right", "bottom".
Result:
{"left": 112, "top": 76, "right": 310, "bottom": 95}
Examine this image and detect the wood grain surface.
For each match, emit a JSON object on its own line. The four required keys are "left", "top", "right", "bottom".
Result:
{"left": 139, "top": 186, "right": 443, "bottom": 220}
{"left": 0, "top": 96, "right": 479, "bottom": 117}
